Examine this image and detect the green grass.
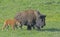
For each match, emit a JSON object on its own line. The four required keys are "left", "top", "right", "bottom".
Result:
{"left": 0, "top": 0, "right": 60, "bottom": 37}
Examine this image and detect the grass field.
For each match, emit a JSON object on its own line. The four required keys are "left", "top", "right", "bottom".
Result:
{"left": 0, "top": 0, "right": 60, "bottom": 37}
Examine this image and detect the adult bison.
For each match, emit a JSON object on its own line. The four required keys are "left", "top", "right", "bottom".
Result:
{"left": 14, "top": 10, "right": 46, "bottom": 30}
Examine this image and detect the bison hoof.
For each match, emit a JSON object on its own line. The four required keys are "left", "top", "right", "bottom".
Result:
{"left": 27, "top": 28, "right": 31, "bottom": 30}
{"left": 27, "top": 27, "right": 32, "bottom": 30}
{"left": 27, "top": 25, "right": 32, "bottom": 30}
{"left": 41, "top": 26, "right": 44, "bottom": 28}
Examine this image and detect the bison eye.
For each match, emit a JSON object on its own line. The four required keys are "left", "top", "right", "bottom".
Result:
{"left": 41, "top": 19, "right": 43, "bottom": 21}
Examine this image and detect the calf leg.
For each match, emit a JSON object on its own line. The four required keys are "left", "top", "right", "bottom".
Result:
{"left": 6, "top": 25, "right": 9, "bottom": 31}
{"left": 11, "top": 25, "right": 15, "bottom": 30}
{"left": 19, "top": 24, "right": 22, "bottom": 29}
{"left": 2, "top": 24, "right": 7, "bottom": 31}
{"left": 15, "top": 24, "right": 18, "bottom": 29}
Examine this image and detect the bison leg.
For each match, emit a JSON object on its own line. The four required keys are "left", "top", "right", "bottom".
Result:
{"left": 27, "top": 25, "right": 32, "bottom": 30}
{"left": 36, "top": 25, "right": 41, "bottom": 30}
{"left": 27, "top": 21, "right": 32, "bottom": 30}
{"left": 41, "top": 26, "right": 44, "bottom": 28}
{"left": 31, "top": 24, "right": 35, "bottom": 29}
{"left": 32, "top": 26, "right": 35, "bottom": 29}
{"left": 37, "top": 27, "right": 40, "bottom": 30}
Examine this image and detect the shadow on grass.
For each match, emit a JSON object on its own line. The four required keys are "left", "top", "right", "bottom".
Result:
{"left": 40, "top": 28, "right": 60, "bottom": 32}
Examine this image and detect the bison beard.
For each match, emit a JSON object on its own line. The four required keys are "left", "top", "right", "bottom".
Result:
{"left": 14, "top": 10, "right": 46, "bottom": 30}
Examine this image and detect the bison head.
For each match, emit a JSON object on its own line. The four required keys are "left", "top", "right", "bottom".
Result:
{"left": 35, "top": 14, "right": 46, "bottom": 30}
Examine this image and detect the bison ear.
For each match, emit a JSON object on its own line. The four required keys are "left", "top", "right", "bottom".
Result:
{"left": 40, "top": 15, "right": 46, "bottom": 19}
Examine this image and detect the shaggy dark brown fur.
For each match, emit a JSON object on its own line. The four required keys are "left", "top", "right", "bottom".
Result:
{"left": 14, "top": 10, "right": 46, "bottom": 30}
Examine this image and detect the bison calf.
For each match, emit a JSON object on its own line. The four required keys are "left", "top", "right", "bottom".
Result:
{"left": 2, "top": 19, "right": 21, "bottom": 31}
